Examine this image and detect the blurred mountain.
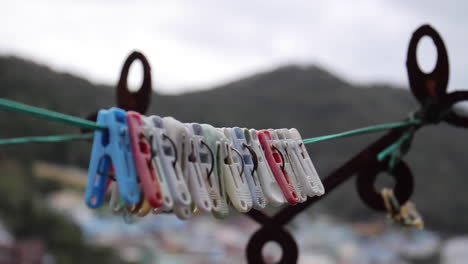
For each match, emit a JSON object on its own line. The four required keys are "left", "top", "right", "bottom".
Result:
{"left": 1, "top": 55, "right": 468, "bottom": 238}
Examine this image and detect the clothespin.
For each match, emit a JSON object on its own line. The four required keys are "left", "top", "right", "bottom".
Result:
{"left": 161, "top": 117, "right": 193, "bottom": 219}
{"left": 381, "top": 188, "right": 424, "bottom": 228}
{"left": 127, "top": 111, "right": 164, "bottom": 209}
{"left": 109, "top": 181, "right": 125, "bottom": 214}
{"left": 224, "top": 127, "right": 267, "bottom": 209}
{"left": 186, "top": 123, "right": 218, "bottom": 211}
{"left": 257, "top": 130, "right": 299, "bottom": 205}
{"left": 277, "top": 129, "right": 324, "bottom": 197}
{"left": 288, "top": 128, "right": 325, "bottom": 196}
{"left": 187, "top": 123, "right": 229, "bottom": 217}
{"left": 129, "top": 197, "right": 153, "bottom": 217}
{"left": 164, "top": 117, "right": 212, "bottom": 214}
{"left": 201, "top": 124, "right": 230, "bottom": 218}
{"left": 183, "top": 122, "right": 213, "bottom": 213}
{"left": 109, "top": 182, "right": 137, "bottom": 223}
{"left": 217, "top": 127, "right": 252, "bottom": 212}
{"left": 142, "top": 116, "right": 175, "bottom": 212}
{"left": 85, "top": 107, "right": 140, "bottom": 208}
{"left": 146, "top": 116, "right": 191, "bottom": 211}
{"left": 269, "top": 129, "right": 307, "bottom": 202}
{"left": 245, "top": 129, "right": 285, "bottom": 207}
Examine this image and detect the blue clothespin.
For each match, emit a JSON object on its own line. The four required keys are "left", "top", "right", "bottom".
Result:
{"left": 85, "top": 107, "right": 141, "bottom": 208}
{"left": 224, "top": 127, "right": 267, "bottom": 209}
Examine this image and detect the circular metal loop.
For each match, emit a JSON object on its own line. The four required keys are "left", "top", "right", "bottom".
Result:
{"left": 406, "top": 24, "right": 449, "bottom": 103}
{"left": 356, "top": 159, "right": 414, "bottom": 211}
{"left": 117, "top": 51, "right": 152, "bottom": 114}
{"left": 81, "top": 51, "right": 152, "bottom": 134}
{"left": 442, "top": 91, "right": 468, "bottom": 128}
{"left": 246, "top": 226, "right": 298, "bottom": 264}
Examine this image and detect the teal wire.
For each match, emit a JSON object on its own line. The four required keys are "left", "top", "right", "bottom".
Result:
{"left": 302, "top": 120, "right": 422, "bottom": 144}
{"left": 0, "top": 98, "right": 423, "bottom": 150}
{"left": 377, "top": 133, "right": 412, "bottom": 162}
{"left": 0, "top": 133, "right": 94, "bottom": 146}
{"left": 0, "top": 98, "right": 106, "bottom": 130}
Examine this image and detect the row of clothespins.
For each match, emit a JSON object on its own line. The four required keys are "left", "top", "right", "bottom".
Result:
{"left": 85, "top": 107, "right": 325, "bottom": 220}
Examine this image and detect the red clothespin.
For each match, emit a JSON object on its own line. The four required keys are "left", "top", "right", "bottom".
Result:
{"left": 127, "top": 111, "right": 164, "bottom": 208}
{"left": 257, "top": 130, "right": 299, "bottom": 205}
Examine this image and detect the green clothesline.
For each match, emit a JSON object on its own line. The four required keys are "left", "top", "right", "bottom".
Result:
{"left": 0, "top": 98, "right": 421, "bottom": 161}
{"left": 302, "top": 120, "right": 421, "bottom": 144}
{"left": 0, "top": 133, "right": 94, "bottom": 145}
{"left": 0, "top": 98, "right": 106, "bottom": 131}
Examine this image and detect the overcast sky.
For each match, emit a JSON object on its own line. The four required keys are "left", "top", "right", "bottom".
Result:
{"left": 1, "top": 0, "right": 466, "bottom": 94}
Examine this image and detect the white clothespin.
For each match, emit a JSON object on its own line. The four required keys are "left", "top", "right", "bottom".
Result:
{"left": 289, "top": 128, "right": 325, "bottom": 196}
{"left": 217, "top": 128, "right": 252, "bottom": 213}
{"left": 201, "top": 124, "right": 230, "bottom": 218}
{"left": 276, "top": 129, "right": 316, "bottom": 198}
{"left": 162, "top": 117, "right": 193, "bottom": 219}
{"left": 164, "top": 117, "right": 212, "bottom": 213}
{"left": 186, "top": 123, "right": 219, "bottom": 214}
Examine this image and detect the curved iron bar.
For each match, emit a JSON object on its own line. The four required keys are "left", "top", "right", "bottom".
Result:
{"left": 245, "top": 24, "right": 468, "bottom": 263}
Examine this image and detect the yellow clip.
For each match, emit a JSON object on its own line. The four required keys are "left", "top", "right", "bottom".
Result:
{"left": 129, "top": 196, "right": 152, "bottom": 217}
{"left": 381, "top": 188, "right": 424, "bottom": 228}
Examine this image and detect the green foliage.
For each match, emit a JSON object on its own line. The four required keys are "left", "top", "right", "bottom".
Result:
{"left": 0, "top": 160, "right": 121, "bottom": 263}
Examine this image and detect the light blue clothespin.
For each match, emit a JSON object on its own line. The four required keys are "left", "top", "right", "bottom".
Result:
{"left": 145, "top": 116, "right": 192, "bottom": 211}
{"left": 225, "top": 127, "right": 267, "bottom": 209}
{"left": 85, "top": 107, "right": 140, "bottom": 208}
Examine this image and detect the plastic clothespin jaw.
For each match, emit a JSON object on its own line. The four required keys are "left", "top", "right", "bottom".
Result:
{"left": 109, "top": 182, "right": 138, "bottom": 223}
{"left": 187, "top": 123, "right": 217, "bottom": 196}
{"left": 147, "top": 116, "right": 191, "bottom": 210}
{"left": 109, "top": 181, "right": 124, "bottom": 213}
{"left": 225, "top": 127, "right": 267, "bottom": 210}
{"left": 142, "top": 116, "right": 175, "bottom": 212}
{"left": 127, "top": 111, "right": 164, "bottom": 209}
{"left": 161, "top": 117, "right": 194, "bottom": 219}
{"left": 245, "top": 129, "right": 286, "bottom": 207}
{"left": 219, "top": 132, "right": 253, "bottom": 213}
{"left": 127, "top": 196, "right": 153, "bottom": 217}
{"left": 278, "top": 129, "right": 324, "bottom": 197}
{"left": 269, "top": 129, "right": 307, "bottom": 202}
{"left": 183, "top": 123, "right": 213, "bottom": 213}
{"left": 190, "top": 124, "right": 230, "bottom": 218}
{"left": 85, "top": 108, "right": 140, "bottom": 208}
{"left": 288, "top": 128, "right": 325, "bottom": 196}
{"left": 257, "top": 130, "right": 299, "bottom": 205}
{"left": 201, "top": 124, "right": 230, "bottom": 218}
{"left": 163, "top": 117, "right": 211, "bottom": 217}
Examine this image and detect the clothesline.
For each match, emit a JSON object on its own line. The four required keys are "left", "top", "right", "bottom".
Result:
{"left": 0, "top": 98, "right": 421, "bottom": 162}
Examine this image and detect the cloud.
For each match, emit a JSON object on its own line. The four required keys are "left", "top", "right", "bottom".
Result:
{"left": 0, "top": 0, "right": 466, "bottom": 94}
